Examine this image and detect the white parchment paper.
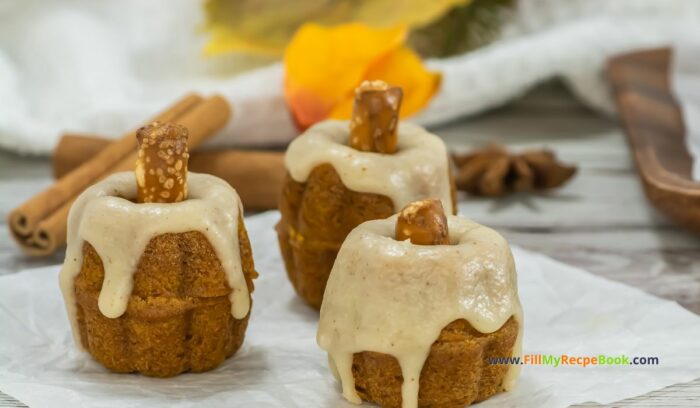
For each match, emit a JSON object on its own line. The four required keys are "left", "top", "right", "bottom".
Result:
{"left": 1, "top": 211, "right": 700, "bottom": 407}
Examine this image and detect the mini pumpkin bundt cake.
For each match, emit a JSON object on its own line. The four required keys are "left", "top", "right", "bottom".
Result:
{"left": 59, "top": 122, "right": 257, "bottom": 377}
{"left": 318, "top": 199, "right": 523, "bottom": 408}
{"left": 277, "top": 80, "right": 457, "bottom": 309}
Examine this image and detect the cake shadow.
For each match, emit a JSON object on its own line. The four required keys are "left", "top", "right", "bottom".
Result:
{"left": 70, "top": 345, "right": 271, "bottom": 399}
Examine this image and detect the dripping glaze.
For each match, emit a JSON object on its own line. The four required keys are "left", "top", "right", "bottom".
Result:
{"left": 317, "top": 215, "right": 523, "bottom": 408}
{"left": 285, "top": 120, "right": 454, "bottom": 214}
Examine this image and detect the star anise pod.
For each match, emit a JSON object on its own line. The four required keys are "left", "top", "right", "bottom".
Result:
{"left": 452, "top": 144, "right": 577, "bottom": 197}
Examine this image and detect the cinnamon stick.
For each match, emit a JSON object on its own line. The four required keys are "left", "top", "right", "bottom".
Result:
{"left": 54, "top": 135, "right": 285, "bottom": 211}
{"left": 11, "top": 94, "right": 200, "bottom": 234}
{"left": 52, "top": 133, "right": 108, "bottom": 177}
{"left": 10, "top": 94, "right": 231, "bottom": 256}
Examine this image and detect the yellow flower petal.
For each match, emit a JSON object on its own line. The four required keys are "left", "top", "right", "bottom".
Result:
{"left": 329, "top": 46, "right": 441, "bottom": 120}
{"left": 284, "top": 23, "right": 407, "bottom": 129}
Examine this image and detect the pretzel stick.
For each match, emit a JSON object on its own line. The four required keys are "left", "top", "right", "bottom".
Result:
{"left": 395, "top": 199, "right": 449, "bottom": 245}
{"left": 349, "top": 80, "right": 402, "bottom": 154}
{"left": 135, "top": 122, "right": 189, "bottom": 203}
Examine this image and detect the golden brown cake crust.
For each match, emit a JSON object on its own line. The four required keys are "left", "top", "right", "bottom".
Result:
{"left": 276, "top": 163, "right": 457, "bottom": 309}
{"left": 352, "top": 317, "right": 519, "bottom": 408}
{"left": 73, "top": 215, "right": 257, "bottom": 377}
{"left": 277, "top": 164, "right": 395, "bottom": 309}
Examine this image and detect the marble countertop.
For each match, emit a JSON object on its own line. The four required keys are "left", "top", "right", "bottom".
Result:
{"left": 1, "top": 83, "right": 699, "bottom": 407}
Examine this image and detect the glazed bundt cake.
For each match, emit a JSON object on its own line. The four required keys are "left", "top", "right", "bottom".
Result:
{"left": 59, "top": 122, "right": 257, "bottom": 377}
{"left": 277, "top": 80, "right": 456, "bottom": 309}
{"left": 318, "top": 200, "right": 523, "bottom": 408}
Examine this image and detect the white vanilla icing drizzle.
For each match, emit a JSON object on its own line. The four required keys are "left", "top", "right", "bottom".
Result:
{"left": 59, "top": 172, "right": 249, "bottom": 348}
{"left": 317, "top": 215, "right": 523, "bottom": 408}
{"left": 285, "top": 120, "right": 454, "bottom": 214}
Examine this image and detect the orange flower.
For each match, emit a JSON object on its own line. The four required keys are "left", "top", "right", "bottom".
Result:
{"left": 283, "top": 23, "right": 441, "bottom": 130}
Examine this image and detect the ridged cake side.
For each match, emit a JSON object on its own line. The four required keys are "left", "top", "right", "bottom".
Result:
{"left": 277, "top": 163, "right": 458, "bottom": 309}
{"left": 72, "top": 218, "right": 256, "bottom": 377}
{"left": 277, "top": 164, "right": 395, "bottom": 308}
{"left": 352, "top": 318, "right": 519, "bottom": 408}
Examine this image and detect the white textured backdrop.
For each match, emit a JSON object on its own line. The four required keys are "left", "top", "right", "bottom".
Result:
{"left": 2, "top": 0, "right": 700, "bottom": 154}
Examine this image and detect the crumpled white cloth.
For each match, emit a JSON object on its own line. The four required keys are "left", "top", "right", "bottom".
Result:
{"left": 1, "top": 211, "right": 700, "bottom": 407}
{"left": 671, "top": 43, "right": 700, "bottom": 181}
{"left": 2, "top": 0, "right": 700, "bottom": 155}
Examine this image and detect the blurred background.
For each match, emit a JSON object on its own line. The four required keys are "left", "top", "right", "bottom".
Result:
{"left": 3, "top": 0, "right": 700, "bottom": 272}
{"left": 1, "top": 2, "right": 700, "bottom": 287}
{"left": 0, "top": 0, "right": 698, "bottom": 152}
